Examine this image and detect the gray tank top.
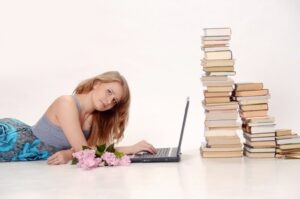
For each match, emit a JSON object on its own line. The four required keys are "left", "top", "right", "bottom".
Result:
{"left": 32, "top": 95, "right": 90, "bottom": 150}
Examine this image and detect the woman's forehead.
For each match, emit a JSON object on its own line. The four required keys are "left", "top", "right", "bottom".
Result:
{"left": 104, "top": 82, "right": 123, "bottom": 96}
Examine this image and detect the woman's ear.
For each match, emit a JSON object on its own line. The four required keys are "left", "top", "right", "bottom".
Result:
{"left": 93, "top": 81, "right": 101, "bottom": 89}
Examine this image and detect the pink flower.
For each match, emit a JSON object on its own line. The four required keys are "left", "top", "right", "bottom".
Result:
{"left": 119, "top": 155, "right": 131, "bottom": 166}
{"left": 101, "top": 152, "right": 119, "bottom": 166}
{"left": 72, "top": 147, "right": 131, "bottom": 170}
{"left": 72, "top": 149, "right": 102, "bottom": 170}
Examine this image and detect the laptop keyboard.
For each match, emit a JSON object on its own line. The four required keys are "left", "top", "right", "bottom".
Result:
{"left": 138, "top": 148, "right": 171, "bottom": 158}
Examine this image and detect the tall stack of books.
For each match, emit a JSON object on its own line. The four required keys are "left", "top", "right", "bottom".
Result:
{"left": 232, "top": 83, "right": 276, "bottom": 158}
{"left": 275, "top": 129, "right": 300, "bottom": 159}
{"left": 200, "top": 27, "right": 243, "bottom": 158}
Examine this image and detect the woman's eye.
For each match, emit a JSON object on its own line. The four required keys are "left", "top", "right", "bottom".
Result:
{"left": 107, "top": 89, "right": 112, "bottom": 95}
{"left": 113, "top": 99, "right": 118, "bottom": 105}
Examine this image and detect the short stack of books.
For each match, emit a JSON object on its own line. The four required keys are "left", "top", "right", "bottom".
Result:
{"left": 200, "top": 27, "right": 243, "bottom": 158}
{"left": 275, "top": 129, "right": 300, "bottom": 159}
{"left": 232, "top": 83, "right": 276, "bottom": 158}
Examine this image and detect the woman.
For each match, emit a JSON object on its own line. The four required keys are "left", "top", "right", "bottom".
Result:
{"left": 0, "top": 71, "right": 156, "bottom": 164}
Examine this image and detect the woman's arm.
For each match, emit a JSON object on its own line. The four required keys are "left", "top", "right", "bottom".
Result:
{"left": 54, "top": 96, "right": 88, "bottom": 152}
{"left": 47, "top": 148, "right": 74, "bottom": 165}
{"left": 47, "top": 96, "right": 88, "bottom": 165}
{"left": 116, "top": 140, "right": 157, "bottom": 155}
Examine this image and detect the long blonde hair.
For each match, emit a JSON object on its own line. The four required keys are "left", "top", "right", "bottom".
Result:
{"left": 73, "top": 71, "right": 130, "bottom": 146}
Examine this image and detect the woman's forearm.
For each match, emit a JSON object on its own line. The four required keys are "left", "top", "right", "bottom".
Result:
{"left": 115, "top": 146, "right": 133, "bottom": 155}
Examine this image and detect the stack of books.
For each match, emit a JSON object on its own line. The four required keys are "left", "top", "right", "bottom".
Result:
{"left": 232, "top": 82, "right": 276, "bottom": 158}
{"left": 275, "top": 129, "right": 300, "bottom": 159}
{"left": 200, "top": 27, "right": 243, "bottom": 158}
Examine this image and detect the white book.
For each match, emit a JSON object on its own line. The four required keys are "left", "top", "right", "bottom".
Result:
{"left": 245, "top": 136, "right": 276, "bottom": 142}
{"left": 202, "top": 36, "right": 231, "bottom": 41}
{"left": 244, "top": 116, "right": 275, "bottom": 124}
{"left": 203, "top": 101, "right": 239, "bottom": 111}
{"left": 201, "top": 75, "right": 229, "bottom": 81}
{"left": 243, "top": 132, "right": 275, "bottom": 138}
{"left": 276, "top": 137, "right": 300, "bottom": 145}
{"left": 247, "top": 122, "right": 276, "bottom": 127}
{"left": 248, "top": 125, "right": 276, "bottom": 134}
{"left": 236, "top": 95, "right": 271, "bottom": 101}
{"left": 244, "top": 146, "right": 276, "bottom": 153}
{"left": 202, "top": 80, "right": 234, "bottom": 87}
{"left": 202, "top": 46, "right": 230, "bottom": 52}
{"left": 206, "top": 71, "right": 236, "bottom": 76}
{"left": 203, "top": 27, "right": 231, "bottom": 36}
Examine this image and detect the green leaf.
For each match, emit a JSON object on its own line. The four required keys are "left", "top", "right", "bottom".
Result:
{"left": 95, "top": 150, "right": 104, "bottom": 157}
{"left": 106, "top": 143, "right": 115, "bottom": 153}
{"left": 114, "top": 151, "right": 124, "bottom": 158}
{"left": 82, "top": 145, "right": 91, "bottom": 150}
{"left": 71, "top": 157, "right": 78, "bottom": 165}
{"left": 97, "top": 144, "right": 106, "bottom": 153}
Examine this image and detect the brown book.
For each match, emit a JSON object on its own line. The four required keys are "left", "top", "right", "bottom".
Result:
{"left": 202, "top": 46, "right": 230, "bottom": 52}
{"left": 202, "top": 40, "right": 229, "bottom": 46}
{"left": 201, "top": 59, "right": 234, "bottom": 67}
{"left": 200, "top": 145, "right": 242, "bottom": 152}
{"left": 245, "top": 140, "right": 276, "bottom": 148}
{"left": 278, "top": 144, "right": 300, "bottom": 150}
{"left": 202, "top": 80, "right": 234, "bottom": 87}
{"left": 244, "top": 145, "right": 276, "bottom": 153}
{"left": 205, "top": 112, "right": 238, "bottom": 121}
{"left": 201, "top": 151, "right": 243, "bottom": 158}
{"left": 205, "top": 97, "right": 231, "bottom": 104}
{"left": 276, "top": 148, "right": 300, "bottom": 155}
{"left": 205, "top": 129, "right": 237, "bottom": 137}
{"left": 234, "top": 89, "right": 269, "bottom": 97}
{"left": 203, "top": 66, "right": 234, "bottom": 72}
{"left": 204, "top": 51, "right": 232, "bottom": 60}
{"left": 240, "top": 104, "right": 268, "bottom": 111}
{"left": 243, "top": 116, "right": 275, "bottom": 124}
{"left": 206, "top": 137, "right": 241, "bottom": 145}
{"left": 238, "top": 98, "right": 269, "bottom": 105}
{"left": 235, "top": 83, "right": 264, "bottom": 91}
{"left": 204, "top": 91, "right": 231, "bottom": 97}
{"left": 207, "top": 126, "right": 241, "bottom": 131}
{"left": 207, "top": 143, "right": 242, "bottom": 148}
{"left": 205, "top": 120, "right": 240, "bottom": 128}
{"left": 276, "top": 129, "right": 292, "bottom": 136}
{"left": 244, "top": 151, "right": 275, "bottom": 158}
{"left": 240, "top": 110, "right": 268, "bottom": 118}
{"left": 276, "top": 135, "right": 298, "bottom": 140}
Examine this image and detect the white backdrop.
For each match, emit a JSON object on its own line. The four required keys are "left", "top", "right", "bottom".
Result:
{"left": 0, "top": 0, "right": 299, "bottom": 150}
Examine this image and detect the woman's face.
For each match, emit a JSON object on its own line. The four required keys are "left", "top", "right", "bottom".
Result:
{"left": 92, "top": 81, "right": 124, "bottom": 111}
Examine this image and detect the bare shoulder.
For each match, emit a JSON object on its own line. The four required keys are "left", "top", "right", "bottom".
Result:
{"left": 46, "top": 95, "right": 79, "bottom": 124}
{"left": 54, "top": 95, "right": 76, "bottom": 107}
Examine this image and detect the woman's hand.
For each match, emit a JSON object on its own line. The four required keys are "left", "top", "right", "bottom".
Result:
{"left": 129, "top": 140, "right": 157, "bottom": 154}
{"left": 47, "top": 149, "right": 74, "bottom": 165}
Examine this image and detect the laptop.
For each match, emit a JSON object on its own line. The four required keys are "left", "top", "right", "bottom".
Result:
{"left": 130, "top": 97, "right": 189, "bottom": 163}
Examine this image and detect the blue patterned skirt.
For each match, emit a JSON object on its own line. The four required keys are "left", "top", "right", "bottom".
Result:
{"left": 0, "top": 118, "right": 57, "bottom": 162}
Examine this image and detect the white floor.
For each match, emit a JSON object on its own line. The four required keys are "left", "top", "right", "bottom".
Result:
{"left": 1, "top": 149, "right": 299, "bottom": 199}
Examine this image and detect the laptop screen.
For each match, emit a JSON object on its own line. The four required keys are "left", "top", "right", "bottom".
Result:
{"left": 176, "top": 97, "right": 190, "bottom": 156}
